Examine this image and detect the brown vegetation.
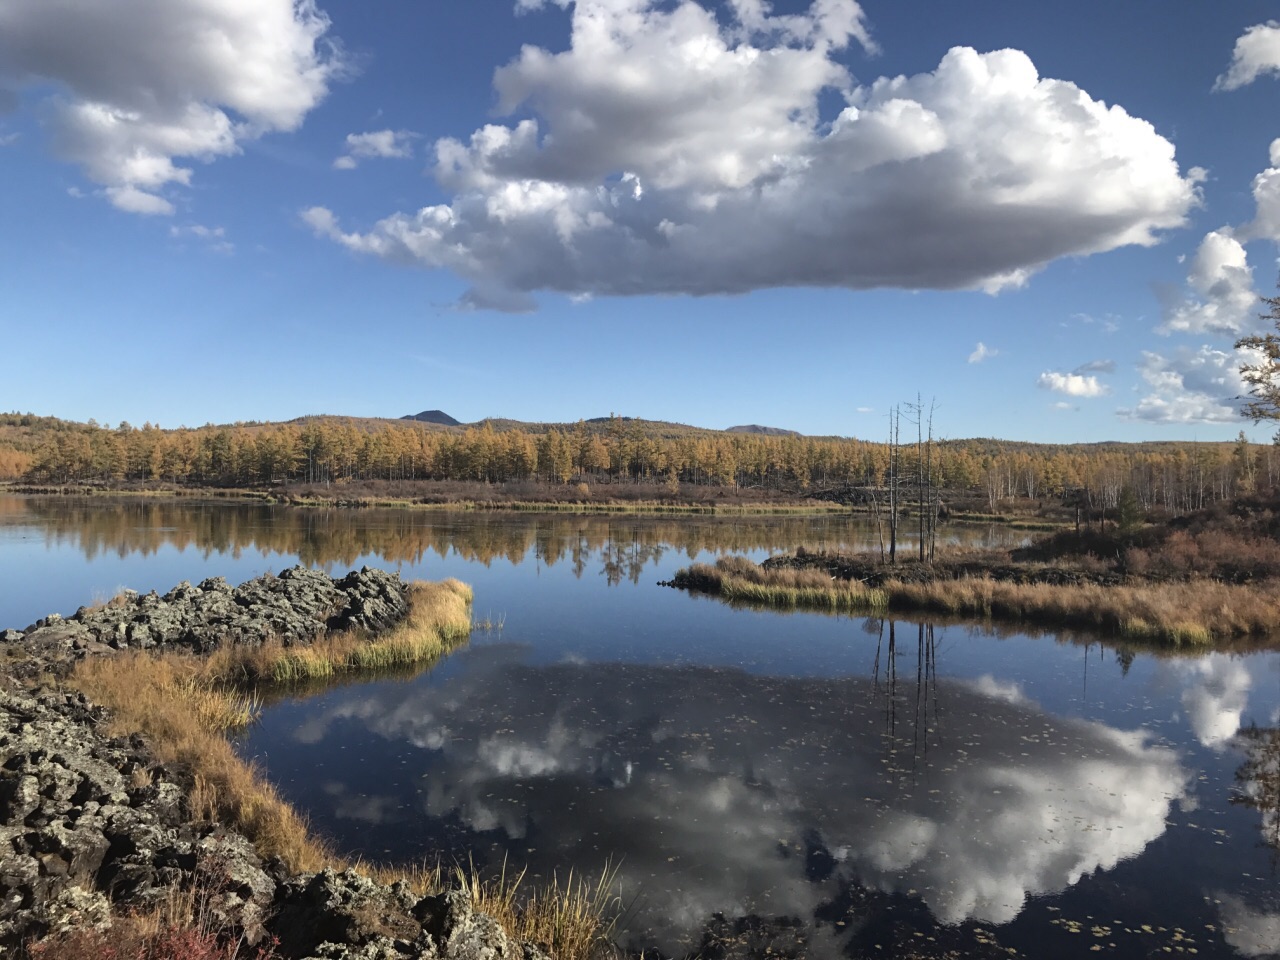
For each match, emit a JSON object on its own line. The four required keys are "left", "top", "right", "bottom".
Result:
{"left": 1018, "top": 493, "right": 1280, "bottom": 582}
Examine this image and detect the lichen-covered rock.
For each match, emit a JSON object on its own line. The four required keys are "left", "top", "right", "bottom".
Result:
{"left": 0, "top": 686, "right": 276, "bottom": 950}
{"left": 273, "top": 868, "right": 424, "bottom": 957}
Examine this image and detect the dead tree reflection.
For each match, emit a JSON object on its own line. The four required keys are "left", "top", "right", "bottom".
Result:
{"left": 871, "top": 619, "right": 940, "bottom": 792}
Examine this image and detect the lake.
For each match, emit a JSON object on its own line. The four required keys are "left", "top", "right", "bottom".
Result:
{"left": 2, "top": 495, "right": 1278, "bottom": 959}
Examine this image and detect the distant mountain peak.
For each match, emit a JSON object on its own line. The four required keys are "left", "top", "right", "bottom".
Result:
{"left": 401, "top": 409, "right": 460, "bottom": 426}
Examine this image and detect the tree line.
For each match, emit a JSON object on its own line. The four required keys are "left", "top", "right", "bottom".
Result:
{"left": 2, "top": 413, "right": 1275, "bottom": 512}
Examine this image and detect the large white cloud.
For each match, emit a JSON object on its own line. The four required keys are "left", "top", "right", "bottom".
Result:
{"left": 1214, "top": 21, "right": 1280, "bottom": 91}
{"left": 0, "top": 0, "right": 343, "bottom": 214}
{"left": 1120, "top": 346, "right": 1253, "bottom": 424}
{"left": 306, "top": 0, "right": 1200, "bottom": 309}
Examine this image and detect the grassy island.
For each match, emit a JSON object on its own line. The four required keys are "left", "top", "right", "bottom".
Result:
{"left": 672, "top": 494, "right": 1280, "bottom": 647}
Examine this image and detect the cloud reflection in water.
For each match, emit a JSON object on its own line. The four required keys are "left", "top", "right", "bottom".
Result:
{"left": 283, "top": 644, "right": 1188, "bottom": 952}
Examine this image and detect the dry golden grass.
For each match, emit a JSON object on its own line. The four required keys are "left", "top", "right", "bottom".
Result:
{"left": 676, "top": 558, "right": 1280, "bottom": 646}
{"left": 453, "top": 858, "right": 622, "bottom": 960}
{"left": 884, "top": 576, "right": 1279, "bottom": 645}
{"left": 677, "top": 560, "right": 889, "bottom": 613}
{"left": 65, "top": 578, "right": 620, "bottom": 959}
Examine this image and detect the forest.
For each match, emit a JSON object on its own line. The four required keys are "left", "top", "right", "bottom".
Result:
{"left": 0, "top": 411, "right": 1275, "bottom": 513}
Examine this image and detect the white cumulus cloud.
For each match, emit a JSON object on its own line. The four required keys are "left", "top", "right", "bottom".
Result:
{"left": 1037, "top": 371, "right": 1109, "bottom": 398}
{"left": 333, "top": 129, "right": 417, "bottom": 170}
{"left": 1214, "top": 21, "right": 1280, "bottom": 91}
{"left": 306, "top": 0, "right": 1200, "bottom": 310}
{"left": 0, "top": 0, "right": 344, "bottom": 214}
{"left": 1120, "top": 346, "right": 1253, "bottom": 424}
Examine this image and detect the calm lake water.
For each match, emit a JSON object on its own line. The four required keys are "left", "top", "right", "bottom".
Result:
{"left": 2, "top": 495, "right": 1279, "bottom": 959}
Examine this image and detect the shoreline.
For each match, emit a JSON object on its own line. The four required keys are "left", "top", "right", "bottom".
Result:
{"left": 0, "top": 480, "right": 1076, "bottom": 525}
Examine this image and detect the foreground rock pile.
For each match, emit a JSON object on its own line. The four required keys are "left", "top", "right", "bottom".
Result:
{"left": 0, "top": 685, "right": 275, "bottom": 948}
{"left": 4, "top": 565, "right": 409, "bottom": 678}
{"left": 0, "top": 568, "right": 548, "bottom": 959}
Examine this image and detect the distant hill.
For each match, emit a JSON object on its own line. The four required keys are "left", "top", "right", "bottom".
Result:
{"left": 401, "top": 410, "right": 460, "bottom": 426}
{"left": 726, "top": 424, "right": 801, "bottom": 437}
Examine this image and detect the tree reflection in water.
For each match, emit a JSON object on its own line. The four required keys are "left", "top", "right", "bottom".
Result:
{"left": 1233, "top": 725, "right": 1280, "bottom": 868}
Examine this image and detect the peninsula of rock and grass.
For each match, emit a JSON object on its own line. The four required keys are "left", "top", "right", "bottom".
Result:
{"left": 669, "top": 493, "right": 1280, "bottom": 647}
{"left": 0, "top": 567, "right": 616, "bottom": 960}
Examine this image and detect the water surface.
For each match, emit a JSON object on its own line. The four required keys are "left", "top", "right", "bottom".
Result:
{"left": 2, "top": 495, "right": 1277, "bottom": 959}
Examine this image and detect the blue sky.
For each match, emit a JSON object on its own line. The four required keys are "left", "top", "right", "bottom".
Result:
{"left": 2, "top": 0, "right": 1280, "bottom": 442}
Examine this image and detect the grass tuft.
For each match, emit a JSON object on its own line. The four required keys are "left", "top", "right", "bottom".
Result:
{"left": 453, "top": 857, "right": 622, "bottom": 960}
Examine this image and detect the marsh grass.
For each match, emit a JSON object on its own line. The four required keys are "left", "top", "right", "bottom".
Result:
{"left": 64, "top": 577, "right": 620, "bottom": 958}
{"left": 676, "top": 557, "right": 1280, "bottom": 645}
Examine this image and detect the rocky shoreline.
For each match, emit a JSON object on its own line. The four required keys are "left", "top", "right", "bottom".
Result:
{"left": 1, "top": 567, "right": 549, "bottom": 959}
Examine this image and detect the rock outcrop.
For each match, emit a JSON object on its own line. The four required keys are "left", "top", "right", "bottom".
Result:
{"left": 6, "top": 566, "right": 409, "bottom": 679}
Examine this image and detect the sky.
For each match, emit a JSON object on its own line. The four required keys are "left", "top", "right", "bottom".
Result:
{"left": 2, "top": 0, "right": 1280, "bottom": 443}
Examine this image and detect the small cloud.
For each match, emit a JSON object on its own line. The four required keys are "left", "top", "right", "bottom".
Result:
{"left": 1072, "top": 312, "right": 1122, "bottom": 333}
{"left": 1052, "top": 401, "right": 1077, "bottom": 411}
{"left": 856, "top": 406, "right": 874, "bottom": 414}
{"left": 334, "top": 129, "right": 417, "bottom": 170}
{"left": 66, "top": 186, "right": 85, "bottom": 198}
{"left": 1214, "top": 21, "right": 1280, "bottom": 91}
{"left": 968, "top": 342, "right": 997, "bottom": 364}
{"left": 0, "top": 131, "right": 19, "bottom": 147}
{"left": 1073, "top": 359, "right": 1116, "bottom": 375}
{"left": 1037, "top": 371, "right": 1109, "bottom": 398}
{"left": 105, "top": 185, "right": 174, "bottom": 216}
{"left": 170, "top": 223, "right": 234, "bottom": 254}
